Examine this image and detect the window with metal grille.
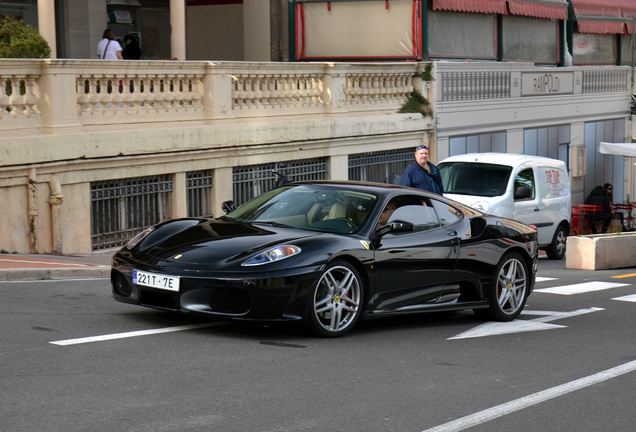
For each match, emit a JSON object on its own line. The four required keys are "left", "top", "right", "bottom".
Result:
{"left": 186, "top": 170, "right": 213, "bottom": 217}
{"left": 233, "top": 158, "right": 328, "bottom": 206}
{"left": 348, "top": 148, "right": 414, "bottom": 185}
{"left": 90, "top": 175, "right": 173, "bottom": 250}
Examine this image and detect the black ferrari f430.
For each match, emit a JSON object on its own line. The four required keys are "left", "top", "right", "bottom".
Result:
{"left": 111, "top": 181, "right": 538, "bottom": 337}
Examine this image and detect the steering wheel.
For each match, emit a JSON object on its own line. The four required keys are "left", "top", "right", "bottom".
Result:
{"left": 333, "top": 218, "right": 358, "bottom": 231}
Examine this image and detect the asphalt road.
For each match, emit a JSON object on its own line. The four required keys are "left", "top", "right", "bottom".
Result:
{"left": 2, "top": 258, "right": 636, "bottom": 432}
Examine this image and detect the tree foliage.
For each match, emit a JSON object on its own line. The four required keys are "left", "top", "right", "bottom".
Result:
{"left": 0, "top": 16, "right": 50, "bottom": 59}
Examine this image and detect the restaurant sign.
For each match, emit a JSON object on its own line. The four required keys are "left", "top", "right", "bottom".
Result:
{"left": 521, "top": 72, "right": 573, "bottom": 96}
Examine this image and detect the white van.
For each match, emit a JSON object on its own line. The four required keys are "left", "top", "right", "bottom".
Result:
{"left": 438, "top": 153, "right": 571, "bottom": 259}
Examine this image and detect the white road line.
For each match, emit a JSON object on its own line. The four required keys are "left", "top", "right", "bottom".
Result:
{"left": 449, "top": 308, "right": 602, "bottom": 340}
{"left": 421, "top": 359, "right": 636, "bottom": 432}
{"left": 50, "top": 322, "right": 226, "bottom": 346}
{"left": 535, "top": 276, "right": 556, "bottom": 282}
{"left": 612, "top": 294, "right": 636, "bottom": 303}
{"left": 535, "top": 281, "right": 629, "bottom": 295}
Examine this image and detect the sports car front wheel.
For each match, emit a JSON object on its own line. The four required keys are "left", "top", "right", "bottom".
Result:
{"left": 475, "top": 252, "right": 529, "bottom": 322}
{"left": 308, "top": 261, "right": 363, "bottom": 337}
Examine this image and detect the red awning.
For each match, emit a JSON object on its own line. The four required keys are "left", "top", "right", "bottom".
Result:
{"left": 431, "top": 0, "right": 507, "bottom": 15}
{"left": 570, "top": 0, "right": 636, "bottom": 34}
{"left": 433, "top": 0, "right": 568, "bottom": 19}
{"left": 576, "top": 20, "right": 630, "bottom": 34}
{"left": 507, "top": 0, "right": 569, "bottom": 20}
{"left": 622, "top": 3, "right": 636, "bottom": 18}
{"left": 569, "top": 0, "right": 622, "bottom": 17}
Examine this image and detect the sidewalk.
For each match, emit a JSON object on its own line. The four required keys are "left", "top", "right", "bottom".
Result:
{"left": 0, "top": 250, "right": 114, "bottom": 281}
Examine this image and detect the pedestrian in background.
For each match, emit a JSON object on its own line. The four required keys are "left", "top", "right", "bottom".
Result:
{"left": 585, "top": 185, "right": 612, "bottom": 233}
{"left": 400, "top": 145, "right": 444, "bottom": 194}
{"left": 604, "top": 182, "right": 624, "bottom": 230}
{"left": 97, "top": 28, "right": 123, "bottom": 60}
{"left": 122, "top": 34, "right": 142, "bottom": 60}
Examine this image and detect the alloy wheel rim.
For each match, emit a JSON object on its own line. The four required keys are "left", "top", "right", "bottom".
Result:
{"left": 556, "top": 230, "right": 566, "bottom": 255}
{"left": 496, "top": 258, "right": 527, "bottom": 314}
{"left": 314, "top": 265, "right": 361, "bottom": 333}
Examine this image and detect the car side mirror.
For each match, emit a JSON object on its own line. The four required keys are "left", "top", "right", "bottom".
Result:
{"left": 222, "top": 200, "right": 236, "bottom": 214}
{"left": 376, "top": 220, "right": 415, "bottom": 237}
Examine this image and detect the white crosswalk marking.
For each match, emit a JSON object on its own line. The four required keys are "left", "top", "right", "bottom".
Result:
{"left": 535, "top": 281, "right": 629, "bottom": 295}
{"left": 449, "top": 308, "right": 602, "bottom": 340}
{"left": 612, "top": 294, "right": 636, "bottom": 303}
{"left": 535, "top": 276, "right": 557, "bottom": 282}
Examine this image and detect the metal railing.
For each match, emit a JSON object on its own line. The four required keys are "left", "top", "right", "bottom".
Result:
{"left": 91, "top": 175, "right": 173, "bottom": 249}
{"left": 349, "top": 148, "right": 414, "bottom": 184}
{"left": 186, "top": 170, "right": 213, "bottom": 217}
{"left": 233, "top": 158, "right": 328, "bottom": 206}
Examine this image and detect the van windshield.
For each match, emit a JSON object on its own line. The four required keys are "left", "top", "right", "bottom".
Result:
{"left": 438, "top": 162, "right": 513, "bottom": 197}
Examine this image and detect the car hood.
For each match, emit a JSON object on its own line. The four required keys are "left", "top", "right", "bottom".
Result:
{"left": 136, "top": 218, "right": 318, "bottom": 265}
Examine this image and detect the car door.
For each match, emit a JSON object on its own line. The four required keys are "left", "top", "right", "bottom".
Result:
{"left": 371, "top": 195, "right": 459, "bottom": 312}
{"left": 511, "top": 167, "right": 553, "bottom": 245}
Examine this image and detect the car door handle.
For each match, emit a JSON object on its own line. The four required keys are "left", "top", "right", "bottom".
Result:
{"left": 534, "top": 207, "right": 540, "bottom": 212}
{"left": 446, "top": 230, "right": 457, "bottom": 236}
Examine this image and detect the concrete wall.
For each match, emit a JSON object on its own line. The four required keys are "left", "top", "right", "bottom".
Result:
{"left": 0, "top": 121, "right": 428, "bottom": 254}
{"left": 0, "top": 60, "right": 428, "bottom": 254}
{"left": 0, "top": 60, "right": 633, "bottom": 255}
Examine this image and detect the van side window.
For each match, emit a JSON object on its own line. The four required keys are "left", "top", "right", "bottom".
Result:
{"left": 514, "top": 168, "right": 535, "bottom": 201}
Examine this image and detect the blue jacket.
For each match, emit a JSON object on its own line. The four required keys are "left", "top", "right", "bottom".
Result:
{"left": 400, "top": 161, "right": 444, "bottom": 194}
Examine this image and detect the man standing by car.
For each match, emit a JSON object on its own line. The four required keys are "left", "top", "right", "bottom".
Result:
{"left": 400, "top": 145, "right": 444, "bottom": 194}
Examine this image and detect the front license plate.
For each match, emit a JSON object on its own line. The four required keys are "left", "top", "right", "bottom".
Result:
{"left": 133, "top": 270, "right": 180, "bottom": 292}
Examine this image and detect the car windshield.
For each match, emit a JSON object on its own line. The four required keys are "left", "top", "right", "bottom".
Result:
{"left": 225, "top": 184, "right": 379, "bottom": 234}
{"left": 438, "top": 162, "right": 513, "bottom": 197}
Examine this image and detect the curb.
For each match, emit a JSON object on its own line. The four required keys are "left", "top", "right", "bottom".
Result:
{"left": 0, "top": 266, "right": 111, "bottom": 281}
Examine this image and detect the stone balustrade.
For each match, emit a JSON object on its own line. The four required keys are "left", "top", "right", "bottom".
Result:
{"left": 0, "top": 60, "right": 425, "bottom": 137}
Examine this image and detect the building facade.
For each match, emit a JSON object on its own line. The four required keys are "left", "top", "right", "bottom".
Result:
{"left": 0, "top": 0, "right": 635, "bottom": 254}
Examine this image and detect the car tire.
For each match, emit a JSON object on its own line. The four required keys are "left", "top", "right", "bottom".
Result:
{"left": 307, "top": 260, "right": 363, "bottom": 337}
{"left": 475, "top": 252, "right": 529, "bottom": 322}
{"left": 546, "top": 224, "right": 567, "bottom": 260}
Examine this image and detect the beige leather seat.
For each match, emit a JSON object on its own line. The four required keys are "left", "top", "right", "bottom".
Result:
{"left": 326, "top": 202, "right": 349, "bottom": 219}
{"left": 306, "top": 203, "right": 323, "bottom": 223}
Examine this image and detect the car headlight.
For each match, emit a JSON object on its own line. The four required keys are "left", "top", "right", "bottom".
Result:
{"left": 471, "top": 201, "right": 490, "bottom": 213}
{"left": 242, "top": 245, "right": 301, "bottom": 266}
{"left": 125, "top": 227, "right": 154, "bottom": 250}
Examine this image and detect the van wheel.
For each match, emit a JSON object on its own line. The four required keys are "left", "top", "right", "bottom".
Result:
{"left": 546, "top": 225, "right": 567, "bottom": 260}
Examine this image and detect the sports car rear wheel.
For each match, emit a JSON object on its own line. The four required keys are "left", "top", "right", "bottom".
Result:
{"left": 476, "top": 252, "right": 528, "bottom": 321}
{"left": 308, "top": 261, "right": 363, "bottom": 337}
